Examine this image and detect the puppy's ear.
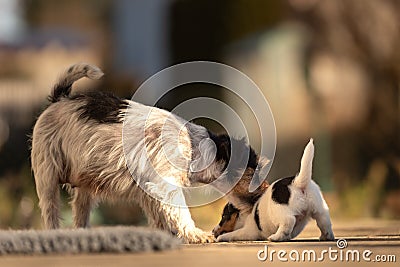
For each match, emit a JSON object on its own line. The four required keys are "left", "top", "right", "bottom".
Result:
{"left": 249, "top": 156, "right": 271, "bottom": 192}
{"left": 258, "top": 156, "right": 271, "bottom": 170}
{"left": 260, "top": 181, "right": 269, "bottom": 190}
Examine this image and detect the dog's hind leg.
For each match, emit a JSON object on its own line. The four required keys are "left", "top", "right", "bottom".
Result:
{"left": 34, "top": 166, "right": 61, "bottom": 229}
{"left": 32, "top": 114, "right": 74, "bottom": 229}
{"left": 71, "top": 188, "right": 94, "bottom": 228}
{"left": 32, "top": 141, "right": 63, "bottom": 229}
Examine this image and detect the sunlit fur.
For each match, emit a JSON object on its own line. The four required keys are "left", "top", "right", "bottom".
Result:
{"left": 31, "top": 63, "right": 269, "bottom": 244}
{"left": 217, "top": 140, "right": 335, "bottom": 242}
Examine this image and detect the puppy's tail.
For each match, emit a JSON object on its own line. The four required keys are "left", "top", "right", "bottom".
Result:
{"left": 293, "top": 139, "right": 314, "bottom": 189}
{"left": 49, "top": 63, "right": 104, "bottom": 103}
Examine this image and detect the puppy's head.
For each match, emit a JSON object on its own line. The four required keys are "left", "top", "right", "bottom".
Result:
{"left": 228, "top": 151, "right": 270, "bottom": 212}
{"left": 208, "top": 133, "right": 270, "bottom": 210}
{"left": 212, "top": 150, "right": 269, "bottom": 238}
{"left": 212, "top": 203, "right": 240, "bottom": 238}
{"left": 228, "top": 164, "right": 269, "bottom": 210}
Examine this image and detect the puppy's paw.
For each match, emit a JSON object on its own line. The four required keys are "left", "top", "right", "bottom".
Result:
{"left": 267, "top": 233, "right": 291, "bottom": 242}
{"left": 183, "top": 229, "right": 216, "bottom": 244}
{"left": 216, "top": 233, "right": 232, "bottom": 242}
{"left": 319, "top": 231, "right": 335, "bottom": 241}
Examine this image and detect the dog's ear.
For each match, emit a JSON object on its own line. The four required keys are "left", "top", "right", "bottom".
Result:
{"left": 190, "top": 138, "right": 217, "bottom": 173}
{"left": 215, "top": 134, "right": 231, "bottom": 163}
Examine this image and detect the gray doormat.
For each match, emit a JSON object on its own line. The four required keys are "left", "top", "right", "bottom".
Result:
{"left": 0, "top": 226, "right": 181, "bottom": 255}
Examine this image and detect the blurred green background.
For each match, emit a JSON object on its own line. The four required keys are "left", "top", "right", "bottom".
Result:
{"left": 0, "top": 0, "right": 399, "bottom": 231}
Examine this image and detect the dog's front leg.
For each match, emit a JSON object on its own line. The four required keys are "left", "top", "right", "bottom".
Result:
{"left": 172, "top": 205, "right": 215, "bottom": 244}
{"left": 145, "top": 181, "right": 215, "bottom": 244}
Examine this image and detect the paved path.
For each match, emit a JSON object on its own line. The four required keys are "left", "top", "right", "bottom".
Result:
{"left": 0, "top": 219, "right": 399, "bottom": 267}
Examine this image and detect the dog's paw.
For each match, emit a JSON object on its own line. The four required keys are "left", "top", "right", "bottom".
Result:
{"left": 183, "top": 229, "right": 216, "bottom": 244}
{"left": 319, "top": 231, "right": 335, "bottom": 241}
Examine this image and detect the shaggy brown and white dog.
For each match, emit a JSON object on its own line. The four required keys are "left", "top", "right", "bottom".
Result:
{"left": 31, "top": 63, "right": 269, "bottom": 243}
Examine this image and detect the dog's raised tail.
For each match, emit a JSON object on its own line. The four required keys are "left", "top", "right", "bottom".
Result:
{"left": 293, "top": 139, "right": 314, "bottom": 189}
{"left": 49, "top": 63, "right": 104, "bottom": 103}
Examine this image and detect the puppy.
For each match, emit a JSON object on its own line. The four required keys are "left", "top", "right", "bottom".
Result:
{"left": 31, "top": 63, "right": 269, "bottom": 243}
{"left": 217, "top": 139, "right": 335, "bottom": 242}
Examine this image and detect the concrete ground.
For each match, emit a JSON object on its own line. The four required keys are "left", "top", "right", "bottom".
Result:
{"left": 0, "top": 219, "right": 399, "bottom": 267}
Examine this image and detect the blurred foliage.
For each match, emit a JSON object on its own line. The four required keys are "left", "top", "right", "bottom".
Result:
{"left": 171, "top": 0, "right": 287, "bottom": 62}
{"left": 24, "top": 0, "right": 111, "bottom": 29}
{"left": 297, "top": 0, "right": 400, "bottom": 213}
{"left": 0, "top": 164, "right": 39, "bottom": 228}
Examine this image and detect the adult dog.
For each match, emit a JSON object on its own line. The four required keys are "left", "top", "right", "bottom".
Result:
{"left": 31, "top": 63, "right": 269, "bottom": 243}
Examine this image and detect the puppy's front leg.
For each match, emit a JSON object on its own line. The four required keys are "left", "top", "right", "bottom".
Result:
{"left": 217, "top": 226, "right": 260, "bottom": 242}
{"left": 268, "top": 216, "right": 296, "bottom": 242}
{"left": 217, "top": 215, "right": 261, "bottom": 242}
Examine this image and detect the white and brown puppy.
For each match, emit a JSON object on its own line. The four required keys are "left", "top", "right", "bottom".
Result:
{"left": 31, "top": 63, "right": 268, "bottom": 244}
{"left": 217, "top": 139, "right": 335, "bottom": 242}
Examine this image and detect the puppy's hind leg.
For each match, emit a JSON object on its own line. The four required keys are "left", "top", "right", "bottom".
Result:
{"left": 311, "top": 190, "right": 334, "bottom": 241}
{"left": 312, "top": 209, "right": 334, "bottom": 241}
{"left": 71, "top": 188, "right": 94, "bottom": 228}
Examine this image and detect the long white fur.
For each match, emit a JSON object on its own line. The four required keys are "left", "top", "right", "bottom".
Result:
{"left": 217, "top": 139, "right": 335, "bottom": 242}
{"left": 31, "top": 63, "right": 268, "bottom": 244}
